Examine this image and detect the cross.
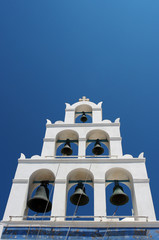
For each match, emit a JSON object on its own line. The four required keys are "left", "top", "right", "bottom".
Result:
{"left": 79, "top": 96, "right": 89, "bottom": 102}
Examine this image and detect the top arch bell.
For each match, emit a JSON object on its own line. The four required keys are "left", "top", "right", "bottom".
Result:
{"left": 80, "top": 111, "right": 88, "bottom": 123}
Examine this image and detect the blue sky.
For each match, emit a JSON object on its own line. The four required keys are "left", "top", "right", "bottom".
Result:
{"left": 0, "top": 0, "right": 159, "bottom": 220}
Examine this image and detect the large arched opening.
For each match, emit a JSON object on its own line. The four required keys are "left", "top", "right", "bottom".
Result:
{"left": 86, "top": 130, "right": 110, "bottom": 157}
{"left": 66, "top": 168, "right": 94, "bottom": 221}
{"left": 25, "top": 169, "right": 55, "bottom": 220}
{"left": 105, "top": 168, "right": 135, "bottom": 221}
{"left": 55, "top": 130, "right": 79, "bottom": 157}
{"left": 75, "top": 104, "right": 92, "bottom": 124}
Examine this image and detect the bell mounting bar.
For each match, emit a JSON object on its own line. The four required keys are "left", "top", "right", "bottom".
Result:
{"left": 57, "top": 140, "right": 78, "bottom": 143}
{"left": 69, "top": 180, "right": 129, "bottom": 183}
{"left": 87, "top": 139, "right": 108, "bottom": 143}
{"left": 106, "top": 180, "right": 129, "bottom": 183}
{"left": 33, "top": 181, "right": 55, "bottom": 184}
{"left": 57, "top": 139, "right": 108, "bottom": 143}
{"left": 68, "top": 180, "right": 129, "bottom": 183}
{"left": 75, "top": 112, "right": 92, "bottom": 114}
{"left": 33, "top": 179, "right": 129, "bottom": 184}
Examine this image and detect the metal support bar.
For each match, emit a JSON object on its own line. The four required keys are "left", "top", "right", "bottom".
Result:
{"left": 75, "top": 112, "right": 92, "bottom": 114}
{"left": 69, "top": 180, "right": 92, "bottom": 184}
{"left": 57, "top": 140, "right": 78, "bottom": 143}
{"left": 87, "top": 139, "right": 108, "bottom": 143}
{"left": 33, "top": 181, "right": 55, "bottom": 184}
{"left": 106, "top": 180, "right": 129, "bottom": 183}
{"left": 57, "top": 139, "right": 108, "bottom": 143}
{"left": 69, "top": 180, "right": 130, "bottom": 183}
{"left": 33, "top": 179, "right": 129, "bottom": 184}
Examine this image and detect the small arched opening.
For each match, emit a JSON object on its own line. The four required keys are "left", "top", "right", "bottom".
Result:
{"left": 25, "top": 169, "right": 55, "bottom": 220}
{"left": 105, "top": 168, "right": 135, "bottom": 221}
{"left": 86, "top": 130, "right": 109, "bottom": 157}
{"left": 66, "top": 168, "right": 94, "bottom": 221}
{"left": 56, "top": 130, "right": 79, "bottom": 157}
{"left": 75, "top": 104, "right": 92, "bottom": 124}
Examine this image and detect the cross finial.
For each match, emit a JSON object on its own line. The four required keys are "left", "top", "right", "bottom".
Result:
{"left": 79, "top": 96, "right": 89, "bottom": 102}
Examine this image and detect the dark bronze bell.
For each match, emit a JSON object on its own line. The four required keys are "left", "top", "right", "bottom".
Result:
{"left": 27, "top": 182, "right": 52, "bottom": 213}
{"left": 80, "top": 111, "right": 87, "bottom": 123}
{"left": 70, "top": 182, "right": 89, "bottom": 206}
{"left": 61, "top": 139, "right": 73, "bottom": 156}
{"left": 110, "top": 181, "right": 129, "bottom": 206}
{"left": 92, "top": 139, "right": 104, "bottom": 155}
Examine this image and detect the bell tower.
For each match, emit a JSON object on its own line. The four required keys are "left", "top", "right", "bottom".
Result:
{"left": 0, "top": 97, "right": 158, "bottom": 239}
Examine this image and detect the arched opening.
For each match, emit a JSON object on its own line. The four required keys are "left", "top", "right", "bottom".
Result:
{"left": 25, "top": 169, "right": 55, "bottom": 220}
{"left": 66, "top": 168, "right": 94, "bottom": 221}
{"left": 55, "top": 130, "right": 79, "bottom": 157}
{"left": 105, "top": 168, "right": 135, "bottom": 221}
{"left": 75, "top": 104, "right": 92, "bottom": 124}
{"left": 86, "top": 130, "right": 109, "bottom": 157}
{"left": 106, "top": 182, "right": 133, "bottom": 219}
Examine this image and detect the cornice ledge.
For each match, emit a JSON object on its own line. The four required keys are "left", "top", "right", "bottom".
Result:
{"left": 109, "top": 137, "right": 122, "bottom": 141}
{"left": 13, "top": 179, "right": 28, "bottom": 184}
{"left": 18, "top": 157, "right": 146, "bottom": 164}
{"left": 46, "top": 123, "right": 120, "bottom": 128}
{"left": 46, "top": 123, "right": 54, "bottom": 127}
{"left": 94, "top": 179, "right": 105, "bottom": 184}
{"left": 65, "top": 109, "right": 74, "bottom": 112}
{"left": 116, "top": 158, "right": 146, "bottom": 163}
{"left": 133, "top": 179, "right": 150, "bottom": 183}
{"left": 55, "top": 179, "right": 66, "bottom": 184}
{"left": 92, "top": 108, "right": 102, "bottom": 111}
{"left": 43, "top": 137, "right": 122, "bottom": 142}
{"left": 43, "top": 138, "right": 55, "bottom": 142}
{"left": 2, "top": 220, "right": 159, "bottom": 228}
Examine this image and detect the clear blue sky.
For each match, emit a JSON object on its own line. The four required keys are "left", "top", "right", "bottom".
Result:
{"left": 0, "top": 0, "right": 159, "bottom": 220}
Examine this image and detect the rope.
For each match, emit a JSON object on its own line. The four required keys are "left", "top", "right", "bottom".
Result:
{"left": 35, "top": 164, "right": 60, "bottom": 239}
{"left": 101, "top": 206, "right": 118, "bottom": 240}
{"left": 64, "top": 163, "right": 92, "bottom": 240}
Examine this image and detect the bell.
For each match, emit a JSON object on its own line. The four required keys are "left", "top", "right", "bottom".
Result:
{"left": 27, "top": 182, "right": 52, "bottom": 213}
{"left": 80, "top": 111, "right": 87, "bottom": 123}
{"left": 70, "top": 182, "right": 89, "bottom": 206}
{"left": 61, "top": 139, "right": 73, "bottom": 155}
{"left": 92, "top": 139, "right": 104, "bottom": 155}
{"left": 110, "top": 181, "right": 129, "bottom": 206}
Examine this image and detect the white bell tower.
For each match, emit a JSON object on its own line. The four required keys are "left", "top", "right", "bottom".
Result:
{"left": 0, "top": 97, "right": 157, "bottom": 239}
